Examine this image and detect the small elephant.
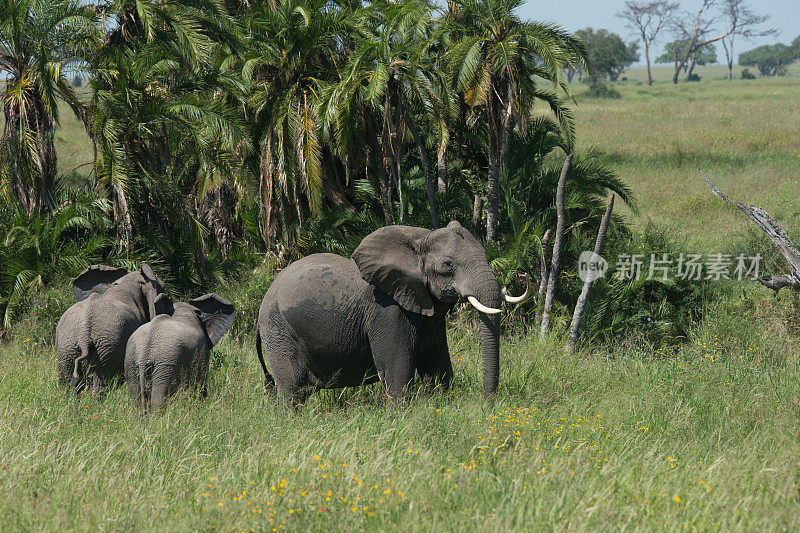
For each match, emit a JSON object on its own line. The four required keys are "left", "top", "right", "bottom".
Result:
{"left": 56, "top": 264, "right": 166, "bottom": 394}
{"left": 255, "top": 221, "right": 528, "bottom": 407}
{"left": 124, "top": 293, "right": 235, "bottom": 412}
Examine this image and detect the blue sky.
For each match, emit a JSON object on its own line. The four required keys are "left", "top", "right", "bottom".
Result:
{"left": 516, "top": 0, "right": 799, "bottom": 64}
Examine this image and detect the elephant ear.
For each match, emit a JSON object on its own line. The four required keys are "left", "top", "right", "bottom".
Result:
{"left": 352, "top": 225, "right": 434, "bottom": 316}
{"left": 189, "top": 293, "right": 236, "bottom": 347}
{"left": 153, "top": 293, "right": 174, "bottom": 316}
{"left": 139, "top": 263, "right": 166, "bottom": 320}
{"left": 73, "top": 265, "right": 129, "bottom": 301}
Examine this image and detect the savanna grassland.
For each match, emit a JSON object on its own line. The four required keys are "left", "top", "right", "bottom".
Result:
{"left": 4, "top": 70, "right": 800, "bottom": 531}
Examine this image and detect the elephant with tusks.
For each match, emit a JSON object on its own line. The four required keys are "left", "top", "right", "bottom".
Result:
{"left": 255, "top": 221, "right": 529, "bottom": 408}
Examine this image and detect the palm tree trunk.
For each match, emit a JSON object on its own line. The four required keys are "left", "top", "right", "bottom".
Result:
{"left": 2, "top": 86, "right": 57, "bottom": 215}
{"left": 540, "top": 154, "right": 572, "bottom": 339}
{"left": 380, "top": 93, "right": 395, "bottom": 225}
{"left": 566, "top": 195, "right": 614, "bottom": 350}
{"left": 536, "top": 228, "right": 553, "bottom": 324}
{"left": 437, "top": 145, "right": 447, "bottom": 194}
{"left": 471, "top": 194, "right": 483, "bottom": 231}
{"left": 485, "top": 89, "right": 500, "bottom": 243}
{"left": 406, "top": 117, "right": 439, "bottom": 229}
{"left": 259, "top": 130, "right": 276, "bottom": 247}
{"left": 499, "top": 81, "right": 514, "bottom": 177}
{"left": 112, "top": 183, "right": 134, "bottom": 252}
{"left": 32, "top": 100, "right": 57, "bottom": 213}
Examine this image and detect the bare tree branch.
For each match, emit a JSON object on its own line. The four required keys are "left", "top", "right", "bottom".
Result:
{"left": 719, "top": 0, "right": 776, "bottom": 80}
{"left": 670, "top": 0, "right": 775, "bottom": 83}
{"left": 702, "top": 172, "right": 800, "bottom": 294}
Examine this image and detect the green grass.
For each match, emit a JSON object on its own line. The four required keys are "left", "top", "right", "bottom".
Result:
{"left": 3, "top": 290, "right": 800, "bottom": 530}
{"left": 5, "top": 74, "right": 800, "bottom": 531}
{"left": 572, "top": 69, "right": 800, "bottom": 252}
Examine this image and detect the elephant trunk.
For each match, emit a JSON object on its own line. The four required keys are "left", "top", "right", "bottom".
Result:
{"left": 471, "top": 269, "right": 502, "bottom": 397}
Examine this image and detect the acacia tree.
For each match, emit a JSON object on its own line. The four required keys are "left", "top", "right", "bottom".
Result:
{"left": 667, "top": 0, "right": 773, "bottom": 84}
{"left": 657, "top": 39, "right": 717, "bottom": 81}
{"left": 719, "top": 0, "right": 775, "bottom": 81}
{"left": 739, "top": 43, "right": 798, "bottom": 76}
{"left": 443, "top": 0, "right": 587, "bottom": 243}
{"left": 0, "top": 0, "right": 97, "bottom": 215}
{"left": 617, "top": 0, "right": 678, "bottom": 86}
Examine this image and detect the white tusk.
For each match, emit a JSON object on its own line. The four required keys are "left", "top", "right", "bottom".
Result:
{"left": 467, "top": 296, "right": 502, "bottom": 314}
{"left": 502, "top": 278, "right": 530, "bottom": 304}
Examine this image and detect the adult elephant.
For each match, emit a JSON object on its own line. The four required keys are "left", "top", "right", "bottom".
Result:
{"left": 56, "top": 264, "right": 166, "bottom": 394}
{"left": 255, "top": 221, "right": 528, "bottom": 407}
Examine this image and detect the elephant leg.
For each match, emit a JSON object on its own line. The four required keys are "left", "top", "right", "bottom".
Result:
{"left": 368, "top": 333, "right": 416, "bottom": 401}
{"left": 92, "top": 365, "right": 115, "bottom": 399}
{"left": 57, "top": 350, "right": 75, "bottom": 389}
{"left": 266, "top": 338, "right": 313, "bottom": 410}
{"left": 125, "top": 359, "right": 144, "bottom": 409}
{"left": 256, "top": 326, "right": 277, "bottom": 395}
{"left": 150, "top": 364, "right": 177, "bottom": 413}
{"left": 416, "top": 324, "right": 453, "bottom": 392}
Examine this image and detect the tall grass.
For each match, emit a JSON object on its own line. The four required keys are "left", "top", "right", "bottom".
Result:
{"left": 2, "top": 285, "right": 800, "bottom": 530}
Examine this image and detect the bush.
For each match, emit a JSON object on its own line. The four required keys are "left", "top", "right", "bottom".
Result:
{"left": 583, "top": 223, "right": 714, "bottom": 346}
{"left": 213, "top": 264, "right": 276, "bottom": 343}
{"left": 584, "top": 82, "right": 622, "bottom": 99}
{"left": 686, "top": 72, "right": 701, "bottom": 82}
{"left": 741, "top": 68, "right": 756, "bottom": 79}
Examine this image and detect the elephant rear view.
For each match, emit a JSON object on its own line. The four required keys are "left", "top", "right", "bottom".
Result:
{"left": 124, "top": 293, "right": 235, "bottom": 412}
{"left": 56, "top": 264, "right": 165, "bottom": 394}
{"left": 256, "top": 221, "right": 529, "bottom": 407}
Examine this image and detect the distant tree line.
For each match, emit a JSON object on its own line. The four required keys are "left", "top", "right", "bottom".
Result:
{"left": 617, "top": 0, "right": 775, "bottom": 84}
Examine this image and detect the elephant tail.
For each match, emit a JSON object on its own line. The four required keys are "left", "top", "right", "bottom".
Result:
{"left": 255, "top": 326, "right": 276, "bottom": 393}
{"left": 71, "top": 338, "right": 95, "bottom": 390}
{"left": 138, "top": 361, "right": 152, "bottom": 413}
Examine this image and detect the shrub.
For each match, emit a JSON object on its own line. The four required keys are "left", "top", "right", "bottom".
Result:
{"left": 584, "top": 82, "right": 622, "bottom": 99}
{"left": 741, "top": 68, "right": 756, "bottom": 79}
{"left": 583, "top": 223, "right": 713, "bottom": 346}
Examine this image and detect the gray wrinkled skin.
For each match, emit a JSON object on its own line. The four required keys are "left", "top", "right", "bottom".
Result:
{"left": 55, "top": 264, "right": 165, "bottom": 395}
{"left": 256, "top": 221, "right": 502, "bottom": 408}
{"left": 124, "top": 294, "right": 235, "bottom": 412}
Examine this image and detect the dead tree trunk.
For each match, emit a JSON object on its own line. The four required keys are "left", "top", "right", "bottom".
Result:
{"left": 566, "top": 195, "right": 615, "bottom": 351}
{"left": 536, "top": 228, "right": 553, "bottom": 324}
{"left": 540, "top": 154, "right": 572, "bottom": 339}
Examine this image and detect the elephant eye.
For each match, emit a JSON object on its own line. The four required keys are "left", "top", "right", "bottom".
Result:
{"left": 442, "top": 259, "right": 454, "bottom": 271}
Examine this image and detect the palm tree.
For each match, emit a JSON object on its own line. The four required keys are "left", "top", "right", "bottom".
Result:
{"left": 442, "top": 0, "right": 588, "bottom": 242}
{"left": 0, "top": 0, "right": 97, "bottom": 215}
{"left": 0, "top": 188, "right": 111, "bottom": 327}
{"left": 325, "top": 0, "right": 451, "bottom": 228}
{"left": 88, "top": 0, "right": 246, "bottom": 253}
{"left": 238, "top": 0, "right": 357, "bottom": 248}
